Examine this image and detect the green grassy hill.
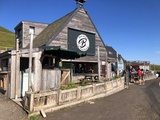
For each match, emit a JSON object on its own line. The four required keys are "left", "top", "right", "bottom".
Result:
{"left": 150, "top": 64, "right": 160, "bottom": 72}
{"left": 0, "top": 26, "right": 15, "bottom": 50}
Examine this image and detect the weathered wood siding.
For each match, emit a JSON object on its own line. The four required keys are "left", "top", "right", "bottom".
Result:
{"left": 9, "top": 49, "right": 42, "bottom": 98}
{"left": 18, "top": 21, "right": 48, "bottom": 48}
{"left": 49, "top": 8, "right": 107, "bottom": 62}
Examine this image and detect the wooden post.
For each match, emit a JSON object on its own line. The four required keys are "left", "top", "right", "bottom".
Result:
{"left": 58, "top": 89, "right": 61, "bottom": 105}
{"left": 29, "top": 93, "right": 34, "bottom": 112}
{"left": 28, "top": 31, "right": 34, "bottom": 92}
{"left": 117, "top": 52, "right": 119, "bottom": 76}
{"left": 3, "top": 74, "right": 7, "bottom": 90}
{"left": 98, "top": 46, "right": 101, "bottom": 81}
{"left": 15, "top": 38, "right": 19, "bottom": 99}
{"left": 77, "top": 86, "right": 81, "bottom": 100}
{"left": 93, "top": 83, "right": 96, "bottom": 95}
{"left": 105, "top": 82, "right": 108, "bottom": 93}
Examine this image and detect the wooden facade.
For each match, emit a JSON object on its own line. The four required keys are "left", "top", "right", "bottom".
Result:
{"left": 15, "top": 21, "right": 48, "bottom": 48}
{"left": 47, "top": 8, "right": 108, "bottom": 80}
{"left": 0, "top": 7, "right": 116, "bottom": 99}
{"left": 50, "top": 8, "right": 107, "bottom": 63}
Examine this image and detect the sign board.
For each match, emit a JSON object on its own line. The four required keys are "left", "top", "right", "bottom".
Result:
{"left": 68, "top": 28, "right": 95, "bottom": 55}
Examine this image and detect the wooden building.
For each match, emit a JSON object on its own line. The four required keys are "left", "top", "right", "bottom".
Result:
{"left": 0, "top": 3, "right": 123, "bottom": 99}
{"left": 15, "top": 7, "right": 109, "bottom": 82}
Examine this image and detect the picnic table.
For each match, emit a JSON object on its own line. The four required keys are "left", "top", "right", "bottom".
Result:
{"left": 80, "top": 73, "right": 99, "bottom": 84}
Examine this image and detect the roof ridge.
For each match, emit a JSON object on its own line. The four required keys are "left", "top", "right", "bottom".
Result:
{"left": 32, "top": 8, "right": 79, "bottom": 48}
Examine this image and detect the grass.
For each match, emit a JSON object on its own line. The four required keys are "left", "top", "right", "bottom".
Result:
{"left": 29, "top": 115, "right": 40, "bottom": 120}
{"left": 150, "top": 64, "right": 160, "bottom": 72}
{"left": 110, "top": 75, "right": 121, "bottom": 80}
{"left": 0, "top": 26, "right": 15, "bottom": 50}
{"left": 60, "top": 82, "right": 77, "bottom": 90}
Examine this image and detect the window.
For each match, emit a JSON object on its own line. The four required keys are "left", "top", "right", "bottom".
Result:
{"left": 63, "top": 62, "right": 98, "bottom": 74}
{"left": 18, "top": 40, "right": 22, "bottom": 48}
{"left": 29, "top": 26, "right": 35, "bottom": 34}
{"left": 16, "top": 28, "right": 22, "bottom": 37}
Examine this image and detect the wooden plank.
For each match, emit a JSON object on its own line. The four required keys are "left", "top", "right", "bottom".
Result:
{"left": 0, "top": 71, "right": 8, "bottom": 74}
{"left": 58, "top": 90, "right": 61, "bottom": 105}
{"left": 34, "top": 103, "right": 57, "bottom": 112}
{"left": 77, "top": 86, "right": 81, "bottom": 100}
{"left": 0, "top": 79, "right": 2, "bottom": 88}
{"left": 61, "top": 71, "right": 70, "bottom": 85}
{"left": 40, "top": 109, "right": 46, "bottom": 118}
{"left": 29, "top": 94, "right": 34, "bottom": 112}
{"left": 61, "top": 88, "right": 77, "bottom": 93}
{"left": 34, "top": 91, "right": 58, "bottom": 98}
{"left": 3, "top": 75, "right": 7, "bottom": 90}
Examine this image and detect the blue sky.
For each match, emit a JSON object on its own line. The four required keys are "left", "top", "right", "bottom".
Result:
{"left": 1, "top": 0, "right": 160, "bottom": 65}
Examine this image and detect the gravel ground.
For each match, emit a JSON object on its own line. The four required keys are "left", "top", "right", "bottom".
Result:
{"left": 0, "top": 79, "right": 160, "bottom": 120}
{"left": 0, "top": 93, "right": 28, "bottom": 120}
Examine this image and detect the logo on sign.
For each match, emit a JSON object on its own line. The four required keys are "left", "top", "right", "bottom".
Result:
{"left": 76, "top": 34, "right": 90, "bottom": 51}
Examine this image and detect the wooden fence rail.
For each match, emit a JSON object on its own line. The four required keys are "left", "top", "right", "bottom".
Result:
{"left": 24, "top": 77, "right": 125, "bottom": 113}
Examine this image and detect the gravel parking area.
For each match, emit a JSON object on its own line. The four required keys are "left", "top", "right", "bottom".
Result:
{"left": 0, "top": 93, "right": 28, "bottom": 120}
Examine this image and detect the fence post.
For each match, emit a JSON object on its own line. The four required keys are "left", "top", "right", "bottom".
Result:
{"left": 105, "top": 82, "right": 108, "bottom": 93}
{"left": 125, "top": 71, "right": 129, "bottom": 89}
{"left": 116, "top": 79, "right": 118, "bottom": 87}
{"left": 77, "top": 86, "right": 81, "bottom": 100}
{"left": 29, "top": 93, "right": 34, "bottom": 112}
{"left": 93, "top": 83, "right": 96, "bottom": 95}
{"left": 112, "top": 80, "right": 114, "bottom": 88}
{"left": 58, "top": 90, "right": 61, "bottom": 105}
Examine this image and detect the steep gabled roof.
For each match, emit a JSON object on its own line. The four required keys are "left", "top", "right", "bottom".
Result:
{"left": 32, "top": 8, "right": 79, "bottom": 48}
{"left": 106, "top": 46, "right": 117, "bottom": 59}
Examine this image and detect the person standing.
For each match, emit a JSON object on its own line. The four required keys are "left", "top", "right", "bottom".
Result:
{"left": 141, "top": 69, "right": 145, "bottom": 85}
{"left": 137, "top": 68, "right": 142, "bottom": 85}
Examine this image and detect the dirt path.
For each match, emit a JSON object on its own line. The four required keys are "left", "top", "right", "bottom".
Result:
{"left": 0, "top": 93, "right": 28, "bottom": 120}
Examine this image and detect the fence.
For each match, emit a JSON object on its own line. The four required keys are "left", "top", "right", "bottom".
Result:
{"left": 24, "top": 77, "right": 125, "bottom": 114}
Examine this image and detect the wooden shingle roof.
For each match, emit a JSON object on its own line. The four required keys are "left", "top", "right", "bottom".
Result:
{"left": 32, "top": 8, "right": 79, "bottom": 48}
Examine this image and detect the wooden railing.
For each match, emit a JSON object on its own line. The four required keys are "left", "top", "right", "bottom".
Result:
{"left": 24, "top": 77, "right": 125, "bottom": 113}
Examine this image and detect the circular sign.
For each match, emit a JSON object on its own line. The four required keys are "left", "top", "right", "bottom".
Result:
{"left": 76, "top": 34, "right": 90, "bottom": 51}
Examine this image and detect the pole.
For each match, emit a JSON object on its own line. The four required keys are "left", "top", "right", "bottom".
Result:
{"left": 125, "top": 70, "right": 129, "bottom": 89}
{"left": 28, "top": 31, "right": 34, "bottom": 92}
{"left": 117, "top": 52, "right": 119, "bottom": 76}
{"left": 98, "top": 46, "right": 101, "bottom": 81}
{"left": 15, "top": 38, "right": 19, "bottom": 99}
